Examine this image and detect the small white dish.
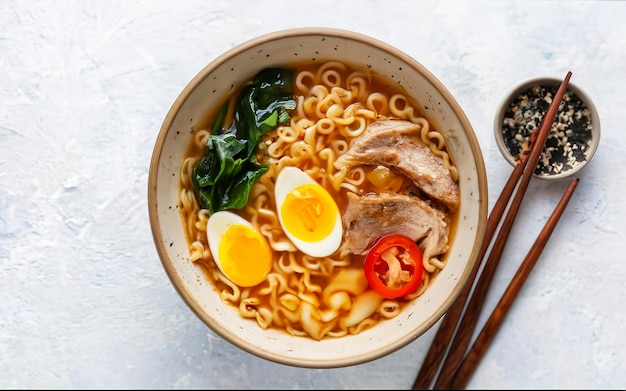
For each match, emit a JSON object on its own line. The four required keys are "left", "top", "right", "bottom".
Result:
{"left": 494, "top": 76, "right": 600, "bottom": 180}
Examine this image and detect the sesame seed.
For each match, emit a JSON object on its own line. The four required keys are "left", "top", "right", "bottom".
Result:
{"left": 501, "top": 84, "right": 593, "bottom": 176}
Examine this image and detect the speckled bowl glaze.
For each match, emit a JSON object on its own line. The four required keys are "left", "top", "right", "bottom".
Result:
{"left": 494, "top": 77, "right": 600, "bottom": 180}
{"left": 148, "top": 27, "right": 488, "bottom": 368}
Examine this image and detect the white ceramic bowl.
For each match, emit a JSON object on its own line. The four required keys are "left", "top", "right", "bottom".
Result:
{"left": 494, "top": 76, "right": 600, "bottom": 180}
{"left": 148, "top": 27, "right": 488, "bottom": 368}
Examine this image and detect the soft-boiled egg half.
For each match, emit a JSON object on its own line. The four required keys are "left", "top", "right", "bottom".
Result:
{"left": 206, "top": 211, "right": 273, "bottom": 287}
{"left": 274, "top": 166, "right": 343, "bottom": 257}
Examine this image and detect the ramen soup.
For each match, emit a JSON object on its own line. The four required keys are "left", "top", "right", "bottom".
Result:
{"left": 178, "top": 61, "right": 460, "bottom": 340}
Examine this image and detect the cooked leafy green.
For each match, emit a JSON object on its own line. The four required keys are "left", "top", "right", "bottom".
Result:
{"left": 235, "top": 68, "right": 296, "bottom": 158}
{"left": 191, "top": 68, "right": 296, "bottom": 214}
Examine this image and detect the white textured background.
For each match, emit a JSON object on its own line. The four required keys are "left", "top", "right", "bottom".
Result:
{"left": 1, "top": 0, "right": 624, "bottom": 389}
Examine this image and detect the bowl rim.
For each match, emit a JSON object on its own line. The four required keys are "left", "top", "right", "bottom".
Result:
{"left": 148, "top": 26, "right": 489, "bottom": 368}
{"left": 493, "top": 75, "right": 601, "bottom": 181}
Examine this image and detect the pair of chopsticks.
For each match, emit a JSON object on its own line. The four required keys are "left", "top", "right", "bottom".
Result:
{"left": 412, "top": 71, "right": 579, "bottom": 390}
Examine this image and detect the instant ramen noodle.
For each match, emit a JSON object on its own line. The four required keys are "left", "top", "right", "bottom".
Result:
{"left": 178, "top": 61, "right": 460, "bottom": 340}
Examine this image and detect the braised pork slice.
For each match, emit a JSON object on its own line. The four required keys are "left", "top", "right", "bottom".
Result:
{"left": 334, "top": 119, "right": 460, "bottom": 211}
{"left": 342, "top": 192, "right": 449, "bottom": 260}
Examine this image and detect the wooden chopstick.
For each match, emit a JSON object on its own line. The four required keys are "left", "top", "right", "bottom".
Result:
{"left": 412, "top": 71, "right": 572, "bottom": 390}
{"left": 449, "top": 177, "right": 580, "bottom": 389}
{"left": 432, "top": 71, "right": 572, "bottom": 389}
{"left": 412, "top": 159, "right": 525, "bottom": 390}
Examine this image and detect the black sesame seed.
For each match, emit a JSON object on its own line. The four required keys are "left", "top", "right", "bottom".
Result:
{"left": 501, "top": 84, "right": 593, "bottom": 176}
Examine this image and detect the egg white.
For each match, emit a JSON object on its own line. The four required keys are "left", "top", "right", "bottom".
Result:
{"left": 274, "top": 166, "right": 343, "bottom": 258}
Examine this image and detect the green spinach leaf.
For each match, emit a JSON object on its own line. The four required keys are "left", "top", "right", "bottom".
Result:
{"left": 192, "top": 68, "right": 295, "bottom": 214}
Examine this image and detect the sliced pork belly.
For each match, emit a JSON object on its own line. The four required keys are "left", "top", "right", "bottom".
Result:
{"left": 334, "top": 118, "right": 460, "bottom": 211}
{"left": 341, "top": 192, "right": 449, "bottom": 259}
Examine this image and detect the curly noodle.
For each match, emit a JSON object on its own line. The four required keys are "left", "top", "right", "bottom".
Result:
{"left": 178, "top": 61, "right": 459, "bottom": 340}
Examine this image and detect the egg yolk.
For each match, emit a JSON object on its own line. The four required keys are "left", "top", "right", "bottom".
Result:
{"left": 280, "top": 183, "right": 338, "bottom": 243}
{"left": 218, "top": 224, "right": 272, "bottom": 287}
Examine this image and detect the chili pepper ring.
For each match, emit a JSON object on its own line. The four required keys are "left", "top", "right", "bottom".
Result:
{"left": 363, "top": 234, "right": 425, "bottom": 299}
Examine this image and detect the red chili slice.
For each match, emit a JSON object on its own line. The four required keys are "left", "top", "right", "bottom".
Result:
{"left": 363, "top": 234, "right": 424, "bottom": 299}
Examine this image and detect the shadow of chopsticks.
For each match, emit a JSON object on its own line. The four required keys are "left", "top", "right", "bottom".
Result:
{"left": 413, "top": 71, "right": 577, "bottom": 390}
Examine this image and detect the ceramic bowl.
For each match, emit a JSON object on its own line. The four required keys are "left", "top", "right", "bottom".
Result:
{"left": 148, "top": 27, "right": 488, "bottom": 368}
{"left": 494, "top": 76, "right": 600, "bottom": 180}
